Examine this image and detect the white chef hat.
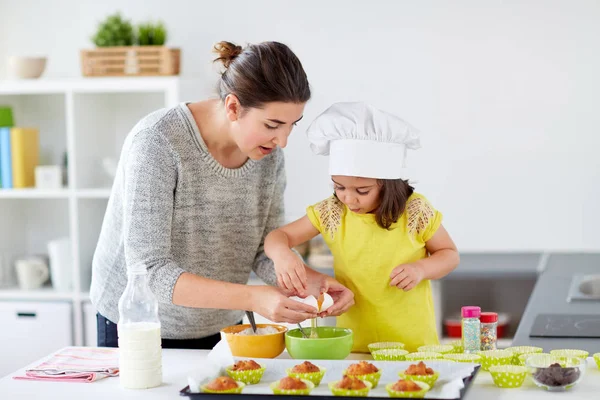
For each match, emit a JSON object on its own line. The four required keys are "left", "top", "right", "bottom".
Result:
{"left": 306, "top": 102, "right": 421, "bottom": 179}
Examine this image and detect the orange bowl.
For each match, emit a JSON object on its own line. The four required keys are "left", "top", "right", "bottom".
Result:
{"left": 220, "top": 324, "right": 287, "bottom": 358}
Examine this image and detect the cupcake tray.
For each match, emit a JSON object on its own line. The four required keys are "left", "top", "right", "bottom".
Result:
{"left": 179, "top": 359, "right": 480, "bottom": 399}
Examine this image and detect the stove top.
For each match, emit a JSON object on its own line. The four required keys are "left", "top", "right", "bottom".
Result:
{"left": 530, "top": 314, "right": 600, "bottom": 338}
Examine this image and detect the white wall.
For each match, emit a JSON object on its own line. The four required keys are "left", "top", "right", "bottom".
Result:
{"left": 1, "top": 0, "right": 600, "bottom": 252}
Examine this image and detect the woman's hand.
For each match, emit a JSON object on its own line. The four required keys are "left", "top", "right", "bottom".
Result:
{"left": 250, "top": 285, "right": 318, "bottom": 323}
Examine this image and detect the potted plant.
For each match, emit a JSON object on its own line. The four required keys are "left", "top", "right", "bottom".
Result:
{"left": 80, "top": 12, "right": 180, "bottom": 77}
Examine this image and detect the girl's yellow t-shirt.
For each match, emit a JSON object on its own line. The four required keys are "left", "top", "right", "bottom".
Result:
{"left": 306, "top": 192, "right": 443, "bottom": 353}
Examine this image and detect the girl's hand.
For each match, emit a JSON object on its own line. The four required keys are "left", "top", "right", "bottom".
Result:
{"left": 390, "top": 263, "right": 425, "bottom": 291}
{"left": 251, "top": 285, "right": 318, "bottom": 323}
{"left": 274, "top": 250, "right": 309, "bottom": 297}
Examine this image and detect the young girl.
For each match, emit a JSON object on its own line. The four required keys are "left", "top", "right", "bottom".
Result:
{"left": 265, "top": 102, "right": 460, "bottom": 352}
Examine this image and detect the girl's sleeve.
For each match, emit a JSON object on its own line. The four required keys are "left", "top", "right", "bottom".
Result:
{"left": 406, "top": 194, "right": 443, "bottom": 242}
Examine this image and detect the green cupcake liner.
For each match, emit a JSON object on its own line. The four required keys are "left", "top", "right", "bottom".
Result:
{"left": 550, "top": 349, "right": 590, "bottom": 360}
{"left": 368, "top": 342, "right": 406, "bottom": 353}
{"left": 526, "top": 354, "right": 582, "bottom": 368}
{"left": 343, "top": 369, "right": 382, "bottom": 389}
{"left": 201, "top": 380, "right": 245, "bottom": 394}
{"left": 489, "top": 365, "right": 527, "bottom": 388}
{"left": 270, "top": 379, "right": 315, "bottom": 396}
{"left": 286, "top": 367, "right": 326, "bottom": 386}
{"left": 385, "top": 381, "right": 430, "bottom": 398}
{"left": 478, "top": 350, "right": 513, "bottom": 371}
{"left": 449, "top": 340, "right": 464, "bottom": 354}
{"left": 398, "top": 371, "right": 439, "bottom": 387}
{"left": 404, "top": 352, "right": 443, "bottom": 361}
{"left": 372, "top": 349, "right": 409, "bottom": 361}
{"left": 417, "top": 345, "right": 454, "bottom": 354}
{"left": 506, "top": 346, "right": 544, "bottom": 365}
{"left": 226, "top": 365, "right": 266, "bottom": 385}
{"left": 443, "top": 354, "right": 481, "bottom": 363}
{"left": 517, "top": 352, "right": 551, "bottom": 366}
{"left": 328, "top": 380, "right": 372, "bottom": 397}
{"left": 594, "top": 353, "right": 600, "bottom": 369}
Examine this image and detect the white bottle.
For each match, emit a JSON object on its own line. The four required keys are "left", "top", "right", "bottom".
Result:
{"left": 117, "top": 264, "right": 162, "bottom": 389}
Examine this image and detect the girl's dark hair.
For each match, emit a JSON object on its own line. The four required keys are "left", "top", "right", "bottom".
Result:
{"left": 375, "top": 179, "right": 415, "bottom": 229}
{"left": 213, "top": 41, "right": 311, "bottom": 108}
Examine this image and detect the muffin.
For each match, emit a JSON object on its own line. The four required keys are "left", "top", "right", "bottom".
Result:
{"left": 398, "top": 362, "right": 439, "bottom": 387}
{"left": 286, "top": 361, "right": 326, "bottom": 386}
{"left": 344, "top": 361, "right": 382, "bottom": 388}
{"left": 226, "top": 360, "right": 266, "bottom": 384}
{"left": 201, "top": 376, "right": 245, "bottom": 394}
{"left": 270, "top": 376, "right": 315, "bottom": 395}
{"left": 386, "top": 379, "right": 430, "bottom": 398}
{"left": 328, "top": 375, "right": 373, "bottom": 397}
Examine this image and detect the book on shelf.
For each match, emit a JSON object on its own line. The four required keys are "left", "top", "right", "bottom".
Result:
{"left": 0, "top": 127, "right": 40, "bottom": 189}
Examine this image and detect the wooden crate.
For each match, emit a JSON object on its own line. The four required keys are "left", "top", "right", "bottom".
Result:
{"left": 80, "top": 46, "right": 180, "bottom": 77}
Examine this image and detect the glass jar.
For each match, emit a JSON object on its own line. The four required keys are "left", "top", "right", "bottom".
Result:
{"left": 480, "top": 312, "right": 498, "bottom": 351}
{"left": 461, "top": 306, "right": 481, "bottom": 354}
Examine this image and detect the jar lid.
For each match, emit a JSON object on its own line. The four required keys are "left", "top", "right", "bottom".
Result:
{"left": 461, "top": 306, "right": 481, "bottom": 318}
{"left": 480, "top": 312, "right": 498, "bottom": 323}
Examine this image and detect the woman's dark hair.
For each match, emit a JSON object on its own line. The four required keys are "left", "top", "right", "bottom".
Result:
{"left": 213, "top": 41, "right": 311, "bottom": 109}
{"left": 375, "top": 179, "right": 415, "bottom": 229}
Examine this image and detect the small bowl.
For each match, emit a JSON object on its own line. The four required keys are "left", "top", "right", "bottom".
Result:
{"left": 201, "top": 380, "right": 245, "bottom": 394}
{"left": 526, "top": 354, "right": 586, "bottom": 391}
{"left": 368, "top": 342, "right": 405, "bottom": 353}
{"left": 372, "top": 349, "right": 409, "bottom": 361}
{"left": 328, "top": 379, "right": 373, "bottom": 397}
{"left": 285, "top": 327, "right": 353, "bottom": 360}
{"left": 417, "top": 345, "right": 454, "bottom": 355}
{"left": 398, "top": 371, "right": 439, "bottom": 387}
{"left": 478, "top": 350, "right": 513, "bottom": 371}
{"left": 220, "top": 324, "right": 287, "bottom": 358}
{"left": 550, "top": 349, "right": 590, "bottom": 360}
{"left": 404, "top": 352, "right": 443, "bottom": 362}
{"left": 489, "top": 365, "right": 528, "bottom": 388}
{"left": 385, "top": 381, "right": 430, "bottom": 398}
{"left": 270, "top": 378, "right": 315, "bottom": 395}
{"left": 225, "top": 363, "right": 266, "bottom": 385}
{"left": 286, "top": 365, "right": 327, "bottom": 386}
{"left": 7, "top": 56, "right": 47, "bottom": 79}
{"left": 506, "top": 346, "right": 544, "bottom": 365}
{"left": 443, "top": 353, "right": 481, "bottom": 363}
{"left": 594, "top": 353, "right": 600, "bottom": 369}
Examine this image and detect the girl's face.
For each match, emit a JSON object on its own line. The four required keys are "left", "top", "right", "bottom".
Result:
{"left": 332, "top": 175, "right": 382, "bottom": 214}
{"left": 225, "top": 96, "right": 306, "bottom": 160}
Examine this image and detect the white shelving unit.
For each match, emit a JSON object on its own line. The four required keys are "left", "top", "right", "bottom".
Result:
{"left": 0, "top": 78, "right": 179, "bottom": 355}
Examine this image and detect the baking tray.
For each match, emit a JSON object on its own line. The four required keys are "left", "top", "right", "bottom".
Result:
{"left": 179, "top": 359, "right": 480, "bottom": 400}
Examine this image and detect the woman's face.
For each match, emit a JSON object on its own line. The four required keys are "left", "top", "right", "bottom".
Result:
{"left": 226, "top": 96, "right": 306, "bottom": 160}
{"left": 332, "top": 175, "right": 382, "bottom": 214}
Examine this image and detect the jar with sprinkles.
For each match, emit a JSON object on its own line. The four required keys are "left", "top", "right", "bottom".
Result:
{"left": 480, "top": 312, "right": 498, "bottom": 351}
{"left": 461, "top": 306, "right": 481, "bottom": 354}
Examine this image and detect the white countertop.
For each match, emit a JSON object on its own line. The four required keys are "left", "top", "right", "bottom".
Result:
{"left": 0, "top": 348, "right": 598, "bottom": 400}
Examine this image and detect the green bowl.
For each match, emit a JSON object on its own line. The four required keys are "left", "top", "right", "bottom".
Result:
{"left": 285, "top": 327, "right": 353, "bottom": 360}
{"left": 489, "top": 365, "right": 527, "bottom": 388}
{"left": 594, "top": 353, "right": 600, "bottom": 369}
{"left": 478, "top": 350, "right": 513, "bottom": 371}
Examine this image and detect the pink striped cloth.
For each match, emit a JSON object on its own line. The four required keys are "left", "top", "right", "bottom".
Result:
{"left": 13, "top": 347, "right": 119, "bottom": 383}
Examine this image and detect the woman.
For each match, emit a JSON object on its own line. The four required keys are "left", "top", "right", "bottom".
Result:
{"left": 90, "top": 41, "right": 354, "bottom": 349}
